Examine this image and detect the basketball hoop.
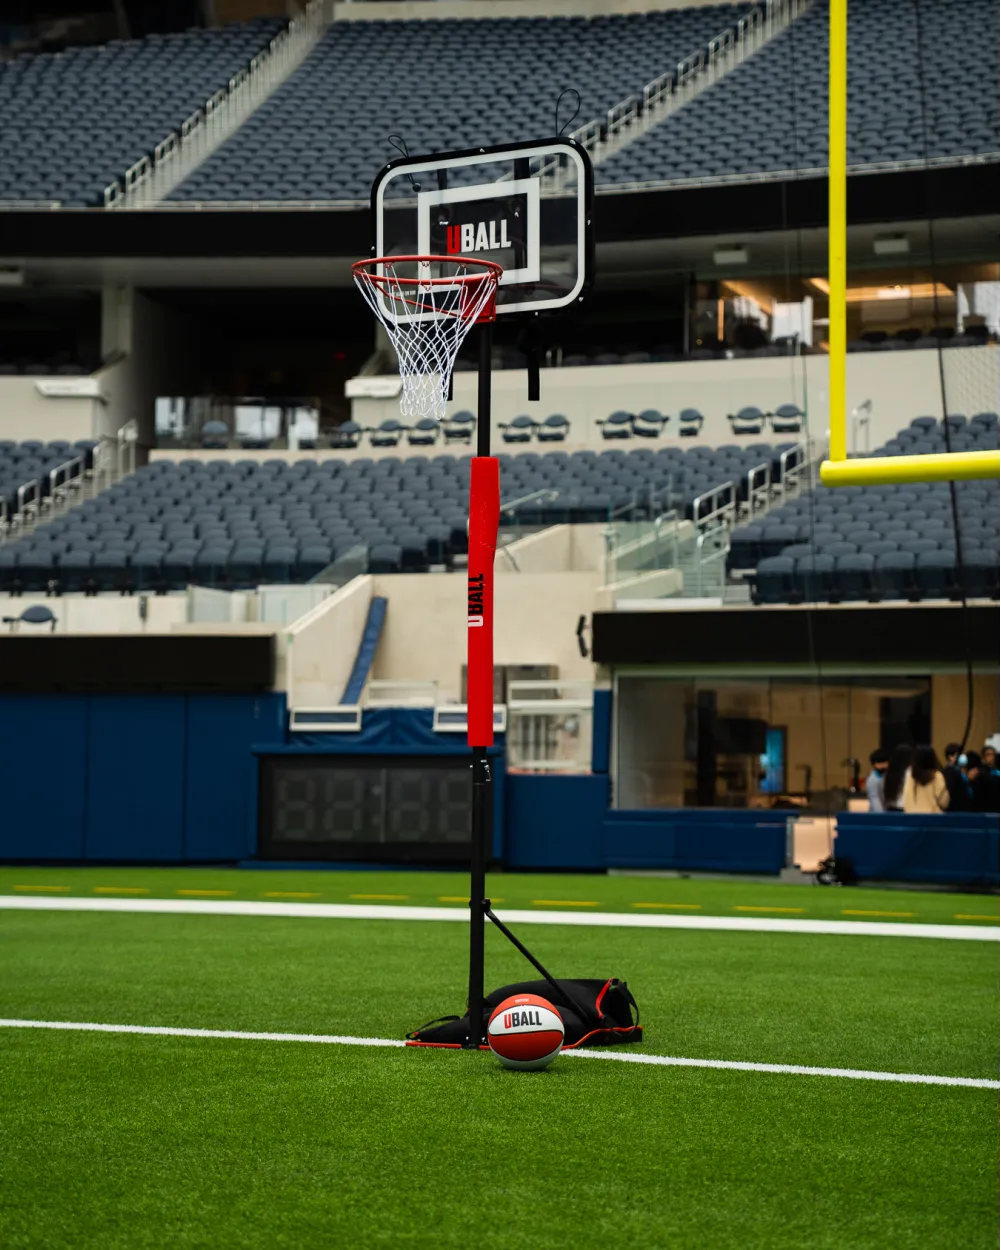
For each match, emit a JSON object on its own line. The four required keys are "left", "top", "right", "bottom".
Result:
{"left": 352, "top": 255, "right": 502, "bottom": 422}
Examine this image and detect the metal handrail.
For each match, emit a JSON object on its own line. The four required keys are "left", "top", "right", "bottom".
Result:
{"left": 745, "top": 462, "right": 772, "bottom": 516}
{"left": 47, "top": 456, "right": 85, "bottom": 514}
{"left": 779, "top": 443, "right": 808, "bottom": 499}
{"left": 16, "top": 479, "right": 39, "bottom": 517}
{"left": 499, "top": 488, "right": 560, "bottom": 517}
{"left": 692, "top": 481, "right": 737, "bottom": 531}
{"left": 851, "top": 399, "right": 873, "bottom": 453}
{"left": 104, "top": 0, "right": 326, "bottom": 210}
{"left": 695, "top": 522, "right": 730, "bottom": 596}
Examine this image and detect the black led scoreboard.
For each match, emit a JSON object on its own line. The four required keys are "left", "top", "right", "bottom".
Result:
{"left": 257, "top": 755, "right": 472, "bottom": 864}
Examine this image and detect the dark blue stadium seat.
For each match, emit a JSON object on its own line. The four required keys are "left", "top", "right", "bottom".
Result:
{"left": 833, "top": 553, "right": 875, "bottom": 602}
{"left": 753, "top": 556, "right": 795, "bottom": 604}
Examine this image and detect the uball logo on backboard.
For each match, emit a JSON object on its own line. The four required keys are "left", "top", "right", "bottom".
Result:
{"left": 467, "top": 571, "right": 485, "bottom": 627}
{"left": 417, "top": 180, "right": 541, "bottom": 290}
{"left": 445, "top": 220, "right": 512, "bottom": 256}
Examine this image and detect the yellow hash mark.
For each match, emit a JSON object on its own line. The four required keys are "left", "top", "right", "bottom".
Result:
{"left": 532, "top": 899, "right": 599, "bottom": 907}
{"left": 438, "top": 896, "right": 468, "bottom": 903}
{"left": 633, "top": 902, "right": 702, "bottom": 910}
{"left": 263, "top": 891, "right": 320, "bottom": 899}
{"left": 13, "top": 885, "right": 71, "bottom": 893}
{"left": 176, "top": 889, "right": 234, "bottom": 897}
{"left": 94, "top": 887, "right": 149, "bottom": 895}
{"left": 350, "top": 893, "right": 409, "bottom": 901}
{"left": 955, "top": 913, "right": 1000, "bottom": 921}
{"left": 842, "top": 909, "right": 915, "bottom": 918}
{"left": 734, "top": 905, "right": 805, "bottom": 914}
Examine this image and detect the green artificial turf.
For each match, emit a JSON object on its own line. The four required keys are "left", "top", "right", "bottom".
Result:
{"left": 1, "top": 864, "right": 997, "bottom": 927}
{"left": 1, "top": 909, "right": 997, "bottom": 1248}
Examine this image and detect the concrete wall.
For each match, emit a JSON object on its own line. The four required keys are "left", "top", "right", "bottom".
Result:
{"left": 2, "top": 593, "right": 190, "bottom": 634}
{"left": 0, "top": 378, "right": 104, "bottom": 444}
{"left": 371, "top": 569, "right": 600, "bottom": 702}
{"left": 500, "top": 523, "right": 610, "bottom": 573}
{"left": 0, "top": 288, "right": 201, "bottom": 449}
{"left": 100, "top": 289, "right": 199, "bottom": 453}
{"left": 285, "top": 573, "right": 373, "bottom": 707}
{"left": 349, "top": 346, "right": 999, "bottom": 452}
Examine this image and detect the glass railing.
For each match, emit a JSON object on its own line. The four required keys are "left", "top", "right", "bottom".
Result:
{"left": 602, "top": 511, "right": 684, "bottom": 587}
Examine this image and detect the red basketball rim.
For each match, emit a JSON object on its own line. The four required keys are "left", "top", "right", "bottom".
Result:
{"left": 353, "top": 255, "right": 502, "bottom": 322}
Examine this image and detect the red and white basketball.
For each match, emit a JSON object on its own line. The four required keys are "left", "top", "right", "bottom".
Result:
{"left": 487, "top": 994, "right": 564, "bottom": 1071}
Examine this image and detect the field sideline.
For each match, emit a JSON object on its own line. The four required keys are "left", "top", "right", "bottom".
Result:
{"left": 1, "top": 869, "right": 997, "bottom": 1248}
{"left": 2, "top": 864, "right": 998, "bottom": 926}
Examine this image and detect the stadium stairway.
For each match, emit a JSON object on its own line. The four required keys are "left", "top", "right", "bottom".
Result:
{"left": 0, "top": 18, "right": 292, "bottom": 208}
{"left": 167, "top": 4, "right": 757, "bottom": 205}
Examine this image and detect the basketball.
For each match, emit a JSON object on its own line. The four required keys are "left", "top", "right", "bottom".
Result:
{"left": 487, "top": 994, "right": 565, "bottom": 1070}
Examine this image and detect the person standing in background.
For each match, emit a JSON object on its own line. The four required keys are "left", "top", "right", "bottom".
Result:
{"left": 964, "top": 751, "right": 1001, "bottom": 813}
{"left": 903, "top": 746, "right": 950, "bottom": 813}
{"left": 882, "top": 745, "right": 913, "bottom": 812}
{"left": 943, "top": 742, "right": 973, "bottom": 811}
{"left": 981, "top": 745, "right": 999, "bottom": 775}
{"left": 866, "top": 749, "right": 889, "bottom": 812}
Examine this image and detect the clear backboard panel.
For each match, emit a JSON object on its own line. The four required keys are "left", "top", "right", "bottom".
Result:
{"left": 371, "top": 138, "right": 593, "bottom": 318}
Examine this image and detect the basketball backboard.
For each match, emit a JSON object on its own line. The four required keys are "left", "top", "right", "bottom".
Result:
{"left": 371, "top": 137, "right": 593, "bottom": 319}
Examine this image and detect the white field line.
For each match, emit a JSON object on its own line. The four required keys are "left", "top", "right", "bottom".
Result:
{"left": 1, "top": 1018, "right": 996, "bottom": 1090}
{"left": 0, "top": 894, "right": 996, "bottom": 941}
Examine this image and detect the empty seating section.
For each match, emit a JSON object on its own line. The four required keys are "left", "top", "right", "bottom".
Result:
{"left": 168, "top": 7, "right": 748, "bottom": 203}
{"left": 732, "top": 414, "right": 1000, "bottom": 603}
{"left": 0, "top": 440, "right": 797, "bottom": 592}
{"left": 598, "top": 0, "right": 1000, "bottom": 187}
{"left": 0, "top": 439, "right": 94, "bottom": 520}
{"left": 0, "top": 19, "right": 285, "bottom": 206}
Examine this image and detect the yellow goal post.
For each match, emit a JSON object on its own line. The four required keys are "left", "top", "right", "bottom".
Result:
{"left": 819, "top": 0, "right": 1000, "bottom": 489}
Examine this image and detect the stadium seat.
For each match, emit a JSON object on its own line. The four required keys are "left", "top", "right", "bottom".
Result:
{"left": 598, "top": 411, "right": 634, "bottom": 440}
{"left": 678, "top": 409, "right": 704, "bottom": 437}
{"left": 753, "top": 556, "right": 795, "bottom": 604}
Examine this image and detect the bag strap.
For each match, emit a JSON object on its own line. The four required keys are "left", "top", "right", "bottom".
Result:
{"left": 618, "top": 980, "right": 640, "bottom": 1026}
{"left": 405, "top": 1015, "right": 461, "bottom": 1041}
{"left": 596, "top": 978, "right": 640, "bottom": 1027}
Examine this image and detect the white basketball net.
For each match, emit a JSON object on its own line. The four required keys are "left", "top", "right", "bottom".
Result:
{"left": 353, "top": 257, "right": 501, "bottom": 422}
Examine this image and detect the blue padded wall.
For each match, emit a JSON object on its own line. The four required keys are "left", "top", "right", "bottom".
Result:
{"left": 591, "top": 689, "right": 612, "bottom": 774}
{"left": 835, "top": 812, "right": 1000, "bottom": 887}
{"left": 85, "top": 696, "right": 187, "bottom": 860}
{"left": 185, "top": 694, "right": 287, "bottom": 861}
{"left": 0, "top": 695, "right": 88, "bottom": 859}
{"left": 602, "top": 809, "right": 788, "bottom": 874}
{"left": 0, "top": 692, "right": 287, "bottom": 863}
{"left": 505, "top": 774, "right": 609, "bottom": 870}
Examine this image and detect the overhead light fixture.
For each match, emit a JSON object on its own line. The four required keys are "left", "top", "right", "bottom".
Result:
{"left": 713, "top": 245, "right": 748, "bottom": 266}
{"left": 808, "top": 278, "right": 951, "bottom": 302}
{"left": 873, "top": 234, "right": 910, "bottom": 256}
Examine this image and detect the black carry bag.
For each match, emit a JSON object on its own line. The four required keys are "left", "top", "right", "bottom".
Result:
{"left": 406, "top": 977, "right": 642, "bottom": 1049}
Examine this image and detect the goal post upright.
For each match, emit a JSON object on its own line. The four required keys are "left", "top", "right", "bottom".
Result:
{"left": 827, "top": 0, "right": 848, "bottom": 467}
{"left": 820, "top": 0, "right": 999, "bottom": 488}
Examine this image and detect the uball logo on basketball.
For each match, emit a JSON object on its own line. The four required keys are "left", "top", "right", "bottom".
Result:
{"left": 446, "top": 220, "right": 512, "bottom": 255}
{"left": 502, "top": 1009, "right": 544, "bottom": 1029}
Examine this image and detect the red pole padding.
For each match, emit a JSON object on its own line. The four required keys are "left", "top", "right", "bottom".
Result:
{"left": 467, "top": 456, "right": 499, "bottom": 747}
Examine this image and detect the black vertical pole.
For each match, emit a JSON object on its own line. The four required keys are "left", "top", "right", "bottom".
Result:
{"left": 465, "top": 320, "right": 493, "bottom": 1049}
